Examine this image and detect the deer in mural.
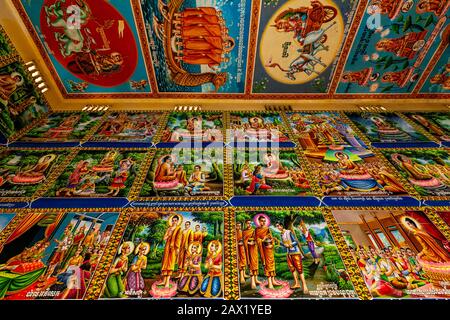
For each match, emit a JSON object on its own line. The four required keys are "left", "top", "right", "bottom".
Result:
{"left": 44, "top": 0, "right": 92, "bottom": 57}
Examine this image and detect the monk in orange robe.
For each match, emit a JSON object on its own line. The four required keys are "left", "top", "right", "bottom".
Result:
{"left": 182, "top": 24, "right": 222, "bottom": 38}
{"left": 154, "top": 156, "right": 177, "bottom": 182}
{"left": 183, "top": 37, "right": 223, "bottom": 53}
{"left": 177, "top": 221, "right": 194, "bottom": 279}
{"left": 236, "top": 222, "right": 249, "bottom": 284}
{"left": 254, "top": 215, "right": 279, "bottom": 289}
{"left": 161, "top": 215, "right": 182, "bottom": 288}
{"left": 180, "top": 53, "right": 224, "bottom": 69}
{"left": 341, "top": 68, "right": 374, "bottom": 86}
{"left": 403, "top": 217, "right": 450, "bottom": 263}
{"left": 243, "top": 220, "right": 260, "bottom": 289}
{"left": 376, "top": 32, "right": 427, "bottom": 59}
{"left": 181, "top": 7, "right": 218, "bottom": 17}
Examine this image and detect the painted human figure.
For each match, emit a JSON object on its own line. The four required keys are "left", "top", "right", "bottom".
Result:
{"left": 254, "top": 215, "right": 279, "bottom": 289}
{"left": 103, "top": 241, "right": 133, "bottom": 298}
{"left": 276, "top": 223, "right": 309, "bottom": 293}
{"left": 236, "top": 222, "right": 249, "bottom": 284}
{"left": 299, "top": 221, "right": 320, "bottom": 264}
{"left": 200, "top": 240, "right": 223, "bottom": 298}
{"left": 161, "top": 215, "right": 182, "bottom": 288}
{"left": 178, "top": 241, "right": 203, "bottom": 295}
{"left": 243, "top": 219, "right": 260, "bottom": 289}
{"left": 177, "top": 221, "right": 194, "bottom": 280}
{"left": 126, "top": 242, "right": 149, "bottom": 296}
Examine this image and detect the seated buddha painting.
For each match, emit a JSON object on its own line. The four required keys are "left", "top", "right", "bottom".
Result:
{"left": 0, "top": 149, "right": 70, "bottom": 199}
{"left": 0, "top": 211, "right": 120, "bottom": 300}
{"left": 332, "top": 209, "right": 450, "bottom": 299}
{"left": 381, "top": 149, "right": 450, "bottom": 197}
{"left": 230, "top": 112, "right": 292, "bottom": 145}
{"left": 305, "top": 146, "right": 408, "bottom": 197}
{"left": 44, "top": 149, "right": 148, "bottom": 198}
{"left": 236, "top": 210, "right": 357, "bottom": 299}
{"left": 160, "top": 112, "right": 224, "bottom": 144}
{"left": 89, "top": 112, "right": 164, "bottom": 144}
{"left": 100, "top": 210, "right": 224, "bottom": 299}
{"left": 139, "top": 148, "right": 224, "bottom": 198}
{"left": 16, "top": 112, "right": 104, "bottom": 143}
{"left": 345, "top": 112, "right": 432, "bottom": 146}
{"left": 233, "top": 149, "right": 313, "bottom": 197}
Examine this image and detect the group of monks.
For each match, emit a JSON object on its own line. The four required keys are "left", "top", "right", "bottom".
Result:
{"left": 173, "top": 7, "right": 235, "bottom": 69}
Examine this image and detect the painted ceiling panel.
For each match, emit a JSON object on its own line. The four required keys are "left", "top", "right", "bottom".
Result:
{"left": 8, "top": 0, "right": 450, "bottom": 99}
{"left": 336, "top": 0, "right": 449, "bottom": 95}
{"left": 13, "top": 0, "right": 152, "bottom": 96}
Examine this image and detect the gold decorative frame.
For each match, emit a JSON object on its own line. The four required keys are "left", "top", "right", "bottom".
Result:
{"left": 0, "top": 207, "right": 124, "bottom": 301}
{"left": 85, "top": 207, "right": 230, "bottom": 300}
{"left": 230, "top": 207, "right": 370, "bottom": 300}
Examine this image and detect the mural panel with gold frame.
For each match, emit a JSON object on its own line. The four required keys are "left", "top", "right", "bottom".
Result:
{"left": 0, "top": 208, "right": 122, "bottom": 300}
{"left": 331, "top": 208, "right": 450, "bottom": 299}
{"left": 87, "top": 208, "right": 226, "bottom": 300}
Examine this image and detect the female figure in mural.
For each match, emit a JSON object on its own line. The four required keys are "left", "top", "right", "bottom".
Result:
{"left": 200, "top": 240, "right": 223, "bottom": 298}
{"left": 108, "top": 158, "right": 134, "bottom": 196}
{"left": 246, "top": 165, "right": 272, "bottom": 194}
{"left": 58, "top": 246, "right": 87, "bottom": 299}
{"left": 103, "top": 241, "right": 133, "bottom": 298}
{"left": 299, "top": 220, "right": 320, "bottom": 265}
{"left": 161, "top": 215, "right": 182, "bottom": 288}
{"left": 178, "top": 241, "right": 203, "bottom": 295}
{"left": 402, "top": 217, "right": 450, "bottom": 263}
{"left": 126, "top": 242, "right": 149, "bottom": 296}
{"left": 56, "top": 160, "right": 90, "bottom": 196}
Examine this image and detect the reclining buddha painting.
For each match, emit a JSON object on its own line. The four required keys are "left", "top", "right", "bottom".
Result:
{"left": 0, "top": 211, "right": 119, "bottom": 300}
{"left": 233, "top": 149, "right": 313, "bottom": 196}
{"left": 0, "top": 149, "right": 70, "bottom": 199}
{"left": 235, "top": 210, "right": 356, "bottom": 299}
{"left": 100, "top": 210, "right": 224, "bottom": 299}
{"left": 404, "top": 112, "right": 450, "bottom": 145}
{"left": 332, "top": 209, "right": 450, "bottom": 299}
{"left": 381, "top": 149, "right": 450, "bottom": 197}
{"left": 139, "top": 148, "right": 224, "bottom": 198}
{"left": 44, "top": 149, "right": 147, "bottom": 198}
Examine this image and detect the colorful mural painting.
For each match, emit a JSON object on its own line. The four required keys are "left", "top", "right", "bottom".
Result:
{"left": 345, "top": 112, "right": 432, "bottom": 146}
{"left": 88, "top": 112, "right": 163, "bottom": 145}
{"left": 14, "top": 0, "right": 151, "bottom": 95}
{"left": 0, "top": 211, "right": 120, "bottom": 300}
{"left": 332, "top": 209, "right": 450, "bottom": 299}
{"left": 45, "top": 149, "right": 147, "bottom": 198}
{"left": 233, "top": 149, "right": 313, "bottom": 196}
{"left": 0, "top": 149, "right": 70, "bottom": 200}
{"left": 100, "top": 210, "right": 224, "bottom": 299}
{"left": 381, "top": 148, "right": 450, "bottom": 197}
{"left": 404, "top": 112, "right": 450, "bottom": 144}
{"left": 0, "top": 213, "right": 16, "bottom": 233}
{"left": 160, "top": 112, "right": 223, "bottom": 144}
{"left": 236, "top": 209, "right": 356, "bottom": 298}
{"left": 139, "top": 148, "right": 224, "bottom": 199}
{"left": 336, "top": 0, "right": 450, "bottom": 94}
{"left": 253, "top": 0, "right": 357, "bottom": 94}
{"left": 0, "top": 60, "right": 48, "bottom": 140}
{"left": 141, "top": 0, "right": 251, "bottom": 93}
{"left": 16, "top": 112, "right": 104, "bottom": 144}
{"left": 0, "top": 25, "right": 15, "bottom": 58}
